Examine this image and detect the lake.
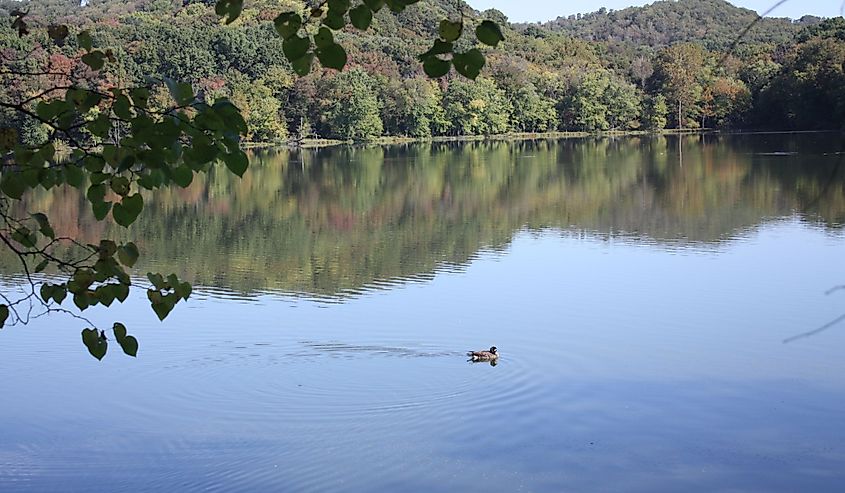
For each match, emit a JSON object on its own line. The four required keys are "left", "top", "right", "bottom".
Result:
{"left": 1, "top": 134, "right": 844, "bottom": 492}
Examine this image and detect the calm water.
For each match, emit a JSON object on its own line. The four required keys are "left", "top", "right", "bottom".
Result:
{"left": 1, "top": 134, "right": 845, "bottom": 492}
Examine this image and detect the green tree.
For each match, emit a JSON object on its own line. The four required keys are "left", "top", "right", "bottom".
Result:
{"left": 380, "top": 77, "right": 446, "bottom": 137}
{"left": 652, "top": 43, "right": 708, "bottom": 129}
{"left": 442, "top": 78, "right": 511, "bottom": 135}
{"left": 644, "top": 94, "right": 669, "bottom": 130}
{"left": 320, "top": 68, "right": 383, "bottom": 140}
{"left": 757, "top": 37, "right": 845, "bottom": 130}
{"left": 228, "top": 73, "right": 288, "bottom": 143}
{"left": 509, "top": 83, "right": 558, "bottom": 132}
{"left": 604, "top": 79, "right": 642, "bottom": 130}
{"left": 565, "top": 72, "right": 611, "bottom": 131}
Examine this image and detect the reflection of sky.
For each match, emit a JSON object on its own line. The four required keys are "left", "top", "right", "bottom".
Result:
{"left": 1, "top": 220, "right": 844, "bottom": 491}
{"left": 468, "top": 0, "right": 844, "bottom": 22}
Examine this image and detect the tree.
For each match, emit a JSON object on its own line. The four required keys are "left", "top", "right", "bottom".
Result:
{"left": 643, "top": 94, "right": 668, "bottom": 130}
{"left": 380, "top": 77, "right": 446, "bottom": 137}
{"left": 604, "top": 78, "right": 641, "bottom": 130}
{"left": 508, "top": 83, "right": 558, "bottom": 133}
{"left": 565, "top": 72, "right": 611, "bottom": 131}
{"left": 756, "top": 36, "right": 845, "bottom": 130}
{"left": 631, "top": 54, "right": 653, "bottom": 89}
{"left": 700, "top": 77, "right": 750, "bottom": 128}
{"left": 320, "top": 68, "right": 383, "bottom": 140}
{"left": 227, "top": 73, "right": 288, "bottom": 142}
{"left": 442, "top": 78, "right": 511, "bottom": 135}
{"left": 652, "top": 43, "right": 708, "bottom": 129}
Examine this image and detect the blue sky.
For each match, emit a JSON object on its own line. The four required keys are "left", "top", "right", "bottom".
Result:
{"left": 466, "top": 0, "right": 844, "bottom": 22}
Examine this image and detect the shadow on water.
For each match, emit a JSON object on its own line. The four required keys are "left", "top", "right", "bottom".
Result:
{"left": 783, "top": 285, "right": 845, "bottom": 344}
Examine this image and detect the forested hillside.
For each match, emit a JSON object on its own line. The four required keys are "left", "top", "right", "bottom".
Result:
{"left": 1, "top": 0, "right": 844, "bottom": 143}
{"left": 532, "top": 0, "right": 820, "bottom": 49}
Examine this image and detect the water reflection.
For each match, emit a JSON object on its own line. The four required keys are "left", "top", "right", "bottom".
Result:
{"left": 5, "top": 133, "right": 844, "bottom": 298}
{"left": 1, "top": 135, "right": 845, "bottom": 491}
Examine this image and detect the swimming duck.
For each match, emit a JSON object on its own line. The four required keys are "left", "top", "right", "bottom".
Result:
{"left": 467, "top": 346, "right": 498, "bottom": 362}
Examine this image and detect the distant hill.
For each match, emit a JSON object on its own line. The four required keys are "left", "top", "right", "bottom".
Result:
{"left": 525, "top": 0, "right": 822, "bottom": 50}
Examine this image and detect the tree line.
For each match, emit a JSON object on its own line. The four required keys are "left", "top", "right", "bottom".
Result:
{"left": 1, "top": 0, "right": 844, "bottom": 143}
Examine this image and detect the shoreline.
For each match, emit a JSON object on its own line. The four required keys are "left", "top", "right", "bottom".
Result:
{"left": 244, "top": 129, "right": 843, "bottom": 150}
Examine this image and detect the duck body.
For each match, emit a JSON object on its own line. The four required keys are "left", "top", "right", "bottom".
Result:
{"left": 467, "top": 346, "right": 499, "bottom": 361}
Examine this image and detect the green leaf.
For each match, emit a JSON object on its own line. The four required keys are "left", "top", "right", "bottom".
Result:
{"left": 31, "top": 213, "right": 55, "bottom": 239}
{"left": 323, "top": 12, "right": 345, "bottom": 30}
{"left": 273, "top": 12, "right": 302, "bottom": 39}
{"left": 96, "top": 284, "right": 116, "bottom": 307}
{"left": 64, "top": 164, "right": 84, "bottom": 188}
{"left": 363, "top": 0, "right": 385, "bottom": 13}
{"left": 147, "top": 272, "right": 165, "bottom": 290}
{"left": 40, "top": 283, "right": 54, "bottom": 303}
{"left": 314, "top": 27, "right": 334, "bottom": 49}
{"left": 316, "top": 43, "right": 348, "bottom": 70}
{"left": 290, "top": 53, "right": 314, "bottom": 76}
{"left": 475, "top": 20, "right": 504, "bottom": 47}
{"left": 54, "top": 286, "right": 67, "bottom": 304}
{"left": 81, "top": 51, "right": 105, "bottom": 71}
{"left": 77, "top": 31, "right": 93, "bottom": 51}
{"left": 38, "top": 168, "right": 58, "bottom": 190}
{"left": 110, "top": 176, "right": 130, "bottom": 196}
{"left": 113, "top": 322, "right": 127, "bottom": 341}
{"left": 73, "top": 292, "right": 91, "bottom": 311}
{"left": 112, "top": 194, "right": 144, "bottom": 227}
{"left": 86, "top": 113, "right": 111, "bottom": 138}
{"left": 171, "top": 165, "right": 193, "bottom": 188}
{"left": 452, "top": 48, "right": 485, "bottom": 80}
{"left": 130, "top": 87, "right": 150, "bottom": 109}
{"left": 119, "top": 334, "right": 138, "bottom": 357}
{"left": 81, "top": 328, "right": 107, "bottom": 361}
{"left": 36, "top": 100, "right": 62, "bottom": 121}
{"left": 34, "top": 258, "right": 49, "bottom": 273}
{"left": 223, "top": 150, "right": 249, "bottom": 177}
{"left": 175, "top": 281, "right": 193, "bottom": 301}
{"left": 118, "top": 242, "right": 139, "bottom": 267}
{"left": 423, "top": 57, "right": 451, "bottom": 78}
{"left": 418, "top": 39, "right": 453, "bottom": 60}
{"left": 328, "top": 0, "right": 350, "bottom": 13}
{"left": 215, "top": 0, "right": 243, "bottom": 24}
{"left": 11, "top": 227, "right": 36, "bottom": 248}
{"left": 350, "top": 5, "right": 373, "bottom": 30}
{"left": 98, "top": 239, "right": 118, "bottom": 258}
{"left": 148, "top": 291, "right": 177, "bottom": 321}
{"left": 151, "top": 302, "right": 173, "bottom": 321}
{"left": 86, "top": 183, "right": 106, "bottom": 203}
{"left": 1, "top": 172, "right": 26, "bottom": 199}
{"left": 113, "top": 94, "right": 132, "bottom": 119}
{"left": 114, "top": 283, "right": 129, "bottom": 302}
{"left": 165, "top": 79, "right": 194, "bottom": 106}
{"left": 47, "top": 24, "right": 69, "bottom": 41}
{"left": 92, "top": 201, "right": 112, "bottom": 220}
{"left": 0, "top": 304, "right": 9, "bottom": 328}
{"left": 439, "top": 19, "right": 463, "bottom": 42}
{"left": 283, "top": 36, "right": 310, "bottom": 63}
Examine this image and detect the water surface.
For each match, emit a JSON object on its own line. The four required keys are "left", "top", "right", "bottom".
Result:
{"left": 1, "top": 134, "right": 844, "bottom": 492}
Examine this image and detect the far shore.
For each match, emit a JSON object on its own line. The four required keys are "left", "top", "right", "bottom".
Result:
{"left": 243, "top": 129, "right": 842, "bottom": 150}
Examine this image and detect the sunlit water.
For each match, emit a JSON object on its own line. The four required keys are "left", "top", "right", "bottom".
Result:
{"left": 1, "top": 135, "right": 845, "bottom": 491}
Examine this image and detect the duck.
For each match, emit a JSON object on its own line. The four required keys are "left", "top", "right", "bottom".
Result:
{"left": 467, "top": 346, "right": 498, "bottom": 362}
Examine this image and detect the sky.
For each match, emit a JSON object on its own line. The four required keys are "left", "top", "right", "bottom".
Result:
{"left": 466, "top": 0, "right": 845, "bottom": 22}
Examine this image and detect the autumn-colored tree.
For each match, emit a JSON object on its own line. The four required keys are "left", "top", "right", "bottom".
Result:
{"left": 652, "top": 43, "right": 708, "bottom": 129}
